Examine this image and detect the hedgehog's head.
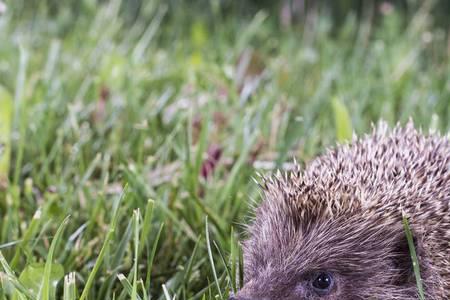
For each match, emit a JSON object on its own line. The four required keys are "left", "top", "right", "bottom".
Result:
{"left": 232, "top": 172, "right": 433, "bottom": 300}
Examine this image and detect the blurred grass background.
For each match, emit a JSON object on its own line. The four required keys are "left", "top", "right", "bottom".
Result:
{"left": 0, "top": 0, "right": 449, "bottom": 299}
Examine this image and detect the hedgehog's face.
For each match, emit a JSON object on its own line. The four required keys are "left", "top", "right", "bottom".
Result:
{"left": 233, "top": 188, "right": 424, "bottom": 300}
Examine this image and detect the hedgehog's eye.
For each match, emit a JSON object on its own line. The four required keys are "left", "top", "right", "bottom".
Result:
{"left": 311, "top": 272, "right": 334, "bottom": 295}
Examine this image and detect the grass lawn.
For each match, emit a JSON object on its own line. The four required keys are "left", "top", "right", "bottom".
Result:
{"left": 0, "top": 1, "right": 449, "bottom": 299}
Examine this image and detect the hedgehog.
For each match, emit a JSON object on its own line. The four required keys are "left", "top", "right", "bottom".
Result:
{"left": 232, "top": 121, "right": 450, "bottom": 300}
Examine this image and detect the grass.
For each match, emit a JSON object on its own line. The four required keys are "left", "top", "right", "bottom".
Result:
{"left": 0, "top": 0, "right": 449, "bottom": 299}
{"left": 403, "top": 216, "right": 425, "bottom": 300}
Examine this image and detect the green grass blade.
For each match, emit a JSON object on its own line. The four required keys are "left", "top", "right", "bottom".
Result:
{"left": 230, "top": 227, "right": 238, "bottom": 292}
{"left": 213, "top": 241, "right": 233, "bottom": 293}
{"left": 183, "top": 235, "right": 202, "bottom": 284}
{"left": 117, "top": 274, "right": 142, "bottom": 300}
{"left": 79, "top": 185, "right": 128, "bottom": 300}
{"left": 162, "top": 284, "right": 173, "bottom": 300}
{"left": 107, "top": 216, "right": 133, "bottom": 300}
{"left": 138, "top": 199, "right": 154, "bottom": 257}
{"left": 205, "top": 217, "right": 223, "bottom": 299}
{"left": 11, "top": 208, "right": 42, "bottom": 268}
{"left": 39, "top": 216, "right": 70, "bottom": 300}
{"left": 132, "top": 209, "right": 140, "bottom": 300}
{"left": 145, "top": 223, "right": 164, "bottom": 288}
{"left": 238, "top": 243, "right": 244, "bottom": 289}
{"left": 0, "top": 252, "right": 36, "bottom": 300}
{"left": 403, "top": 216, "right": 425, "bottom": 300}
{"left": 0, "top": 251, "right": 15, "bottom": 277}
{"left": 132, "top": 4, "right": 167, "bottom": 62}
{"left": 139, "top": 280, "right": 148, "bottom": 300}
{"left": 1, "top": 273, "right": 35, "bottom": 300}
{"left": 0, "top": 85, "right": 12, "bottom": 188}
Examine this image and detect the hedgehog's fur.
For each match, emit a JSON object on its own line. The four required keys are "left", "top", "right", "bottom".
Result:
{"left": 235, "top": 121, "right": 450, "bottom": 300}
